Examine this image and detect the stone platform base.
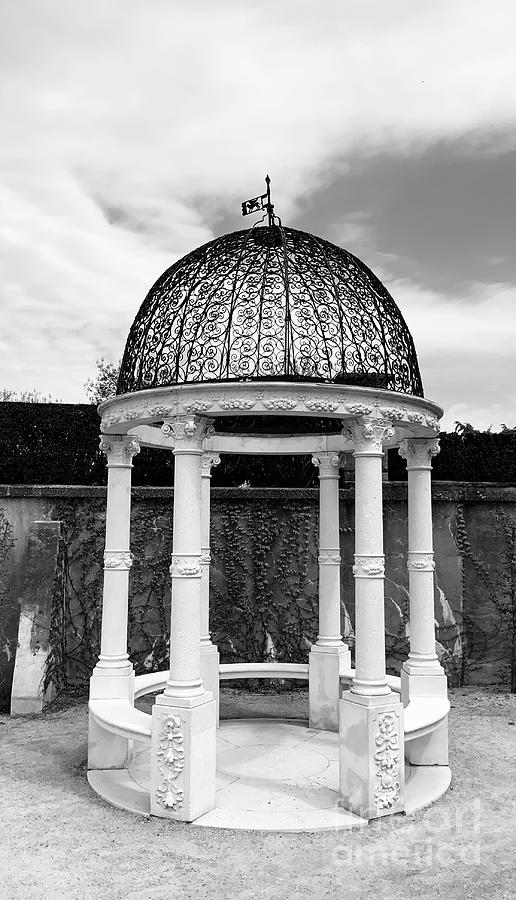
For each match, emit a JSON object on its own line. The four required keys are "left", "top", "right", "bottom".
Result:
{"left": 87, "top": 718, "right": 451, "bottom": 832}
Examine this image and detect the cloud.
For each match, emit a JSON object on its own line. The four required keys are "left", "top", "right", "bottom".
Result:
{"left": 297, "top": 142, "right": 516, "bottom": 291}
{"left": 1, "top": 0, "right": 516, "bottom": 409}
{"left": 386, "top": 278, "right": 516, "bottom": 430}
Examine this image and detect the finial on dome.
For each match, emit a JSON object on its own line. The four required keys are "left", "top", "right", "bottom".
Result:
{"left": 241, "top": 174, "right": 276, "bottom": 227}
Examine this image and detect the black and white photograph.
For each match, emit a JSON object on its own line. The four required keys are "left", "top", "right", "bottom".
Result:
{"left": 1, "top": 2, "right": 515, "bottom": 898}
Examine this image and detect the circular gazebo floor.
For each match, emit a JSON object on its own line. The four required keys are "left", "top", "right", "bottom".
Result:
{"left": 87, "top": 718, "right": 451, "bottom": 831}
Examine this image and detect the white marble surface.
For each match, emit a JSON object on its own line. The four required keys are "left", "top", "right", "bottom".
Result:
{"left": 90, "top": 717, "right": 451, "bottom": 830}
{"left": 128, "top": 718, "right": 367, "bottom": 831}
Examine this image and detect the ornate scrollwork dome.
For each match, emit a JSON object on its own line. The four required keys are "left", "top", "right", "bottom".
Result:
{"left": 117, "top": 225, "right": 423, "bottom": 396}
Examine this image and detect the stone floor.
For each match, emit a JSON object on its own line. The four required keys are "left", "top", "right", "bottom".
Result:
{"left": 129, "top": 718, "right": 366, "bottom": 831}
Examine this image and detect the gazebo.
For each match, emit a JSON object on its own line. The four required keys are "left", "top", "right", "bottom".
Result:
{"left": 88, "top": 221, "right": 450, "bottom": 829}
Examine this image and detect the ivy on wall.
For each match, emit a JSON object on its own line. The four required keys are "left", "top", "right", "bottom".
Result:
{"left": 31, "top": 489, "right": 515, "bottom": 693}
{"left": 0, "top": 508, "right": 16, "bottom": 707}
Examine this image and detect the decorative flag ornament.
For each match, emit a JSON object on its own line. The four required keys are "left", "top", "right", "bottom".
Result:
{"left": 241, "top": 174, "right": 275, "bottom": 226}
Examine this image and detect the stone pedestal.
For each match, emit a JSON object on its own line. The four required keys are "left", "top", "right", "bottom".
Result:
{"left": 309, "top": 453, "right": 350, "bottom": 732}
{"left": 339, "top": 691, "right": 404, "bottom": 820}
{"left": 150, "top": 694, "right": 216, "bottom": 821}
{"left": 200, "top": 452, "right": 221, "bottom": 722}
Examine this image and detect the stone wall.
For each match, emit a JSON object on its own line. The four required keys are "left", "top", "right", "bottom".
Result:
{"left": 1, "top": 482, "right": 515, "bottom": 708}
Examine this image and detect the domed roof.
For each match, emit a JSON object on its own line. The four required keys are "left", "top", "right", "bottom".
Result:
{"left": 117, "top": 225, "right": 423, "bottom": 397}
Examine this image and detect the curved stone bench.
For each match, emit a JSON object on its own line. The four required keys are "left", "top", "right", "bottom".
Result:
{"left": 220, "top": 662, "right": 309, "bottom": 680}
{"left": 133, "top": 663, "right": 310, "bottom": 701}
{"left": 403, "top": 697, "right": 450, "bottom": 742}
{"left": 89, "top": 698, "right": 152, "bottom": 743}
{"left": 97, "top": 668, "right": 448, "bottom": 748}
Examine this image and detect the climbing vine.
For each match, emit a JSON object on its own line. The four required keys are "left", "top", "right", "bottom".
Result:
{"left": 42, "top": 492, "right": 516, "bottom": 693}
{"left": 0, "top": 508, "right": 16, "bottom": 709}
{"left": 450, "top": 503, "right": 516, "bottom": 688}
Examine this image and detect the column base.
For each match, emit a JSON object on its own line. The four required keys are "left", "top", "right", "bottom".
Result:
{"left": 150, "top": 693, "right": 216, "bottom": 822}
{"left": 338, "top": 689, "right": 404, "bottom": 820}
{"left": 309, "top": 644, "right": 351, "bottom": 732}
{"left": 88, "top": 667, "right": 135, "bottom": 770}
{"left": 401, "top": 664, "right": 447, "bottom": 703}
{"left": 200, "top": 642, "right": 220, "bottom": 725}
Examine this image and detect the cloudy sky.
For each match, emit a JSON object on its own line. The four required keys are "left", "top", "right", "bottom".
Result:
{"left": 1, "top": 0, "right": 515, "bottom": 429}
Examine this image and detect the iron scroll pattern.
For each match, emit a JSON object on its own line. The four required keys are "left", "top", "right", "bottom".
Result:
{"left": 118, "top": 226, "right": 423, "bottom": 396}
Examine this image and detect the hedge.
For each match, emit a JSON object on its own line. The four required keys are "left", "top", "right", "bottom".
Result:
{"left": 0, "top": 402, "right": 515, "bottom": 486}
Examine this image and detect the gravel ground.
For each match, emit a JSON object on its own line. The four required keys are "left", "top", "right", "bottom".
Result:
{"left": 1, "top": 686, "right": 515, "bottom": 900}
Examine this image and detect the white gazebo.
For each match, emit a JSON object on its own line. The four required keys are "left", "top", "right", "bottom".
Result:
{"left": 88, "top": 221, "right": 450, "bottom": 829}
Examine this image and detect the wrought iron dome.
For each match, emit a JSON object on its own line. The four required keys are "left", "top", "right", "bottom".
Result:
{"left": 117, "top": 225, "right": 423, "bottom": 397}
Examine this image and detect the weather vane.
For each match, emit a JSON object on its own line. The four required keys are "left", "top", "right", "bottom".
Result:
{"left": 241, "top": 174, "right": 275, "bottom": 227}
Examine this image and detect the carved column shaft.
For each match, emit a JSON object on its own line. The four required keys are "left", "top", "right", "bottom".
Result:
{"left": 162, "top": 418, "right": 211, "bottom": 700}
{"left": 399, "top": 438, "right": 441, "bottom": 671}
{"left": 312, "top": 453, "right": 344, "bottom": 647}
{"left": 200, "top": 453, "right": 220, "bottom": 644}
{"left": 97, "top": 434, "right": 140, "bottom": 670}
{"left": 350, "top": 420, "right": 393, "bottom": 697}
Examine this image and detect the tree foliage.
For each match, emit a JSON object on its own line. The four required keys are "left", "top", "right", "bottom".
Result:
{"left": 0, "top": 388, "right": 61, "bottom": 403}
{"left": 84, "top": 358, "right": 120, "bottom": 404}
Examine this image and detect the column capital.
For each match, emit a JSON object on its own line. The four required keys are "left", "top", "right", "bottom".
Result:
{"left": 161, "top": 416, "right": 214, "bottom": 451}
{"left": 398, "top": 437, "right": 440, "bottom": 469}
{"left": 99, "top": 434, "right": 140, "bottom": 467}
{"left": 311, "top": 452, "right": 343, "bottom": 477}
{"left": 201, "top": 452, "right": 221, "bottom": 476}
{"left": 345, "top": 418, "right": 395, "bottom": 456}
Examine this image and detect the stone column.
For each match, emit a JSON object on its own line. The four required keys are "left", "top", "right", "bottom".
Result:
{"left": 89, "top": 434, "right": 140, "bottom": 769}
{"left": 338, "top": 419, "right": 404, "bottom": 820}
{"left": 309, "top": 452, "right": 350, "bottom": 731}
{"left": 150, "top": 417, "right": 216, "bottom": 822}
{"left": 398, "top": 437, "right": 448, "bottom": 764}
{"left": 200, "top": 451, "right": 221, "bottom": 723}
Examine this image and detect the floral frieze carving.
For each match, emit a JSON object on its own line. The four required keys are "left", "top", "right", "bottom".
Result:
{"left": 373, "top": 711, "right": 401, "bottom": 811}
{"left": 169, "top": 555, "right": 202, "bottom": 577}
{"left": 103, "top": 550, "right": 133, "bottom": 570}
{"left": 407, "top": 552, "right": 435, "bottom": 572}
{"left": 218, "top": 398, "right": 256, "bottom": 410}
{"left": 345, "top": 403, "right": 373, "bottom": 416}
{"left": 262, "top": 397, "right": 298, "bottom": 410}
{"left": 304, "top": 398, "right": 339, "bottom": 412}
{"left": 318, "top": 549, "right": 341, "bottom": 565}
{"left": 379, "top": 406, "right": 404, "bottom": 421}
{"left": 353, "top": 555, "right": 385, "bottom": 577}
{"left": 156, "top": 716, "right": 185, "bottom": 812}
{"left": 183, "top": 401, "right": 213, "bottom": 413}
{"left": 425, "top": 416, "right": 441, "bottom": 433}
